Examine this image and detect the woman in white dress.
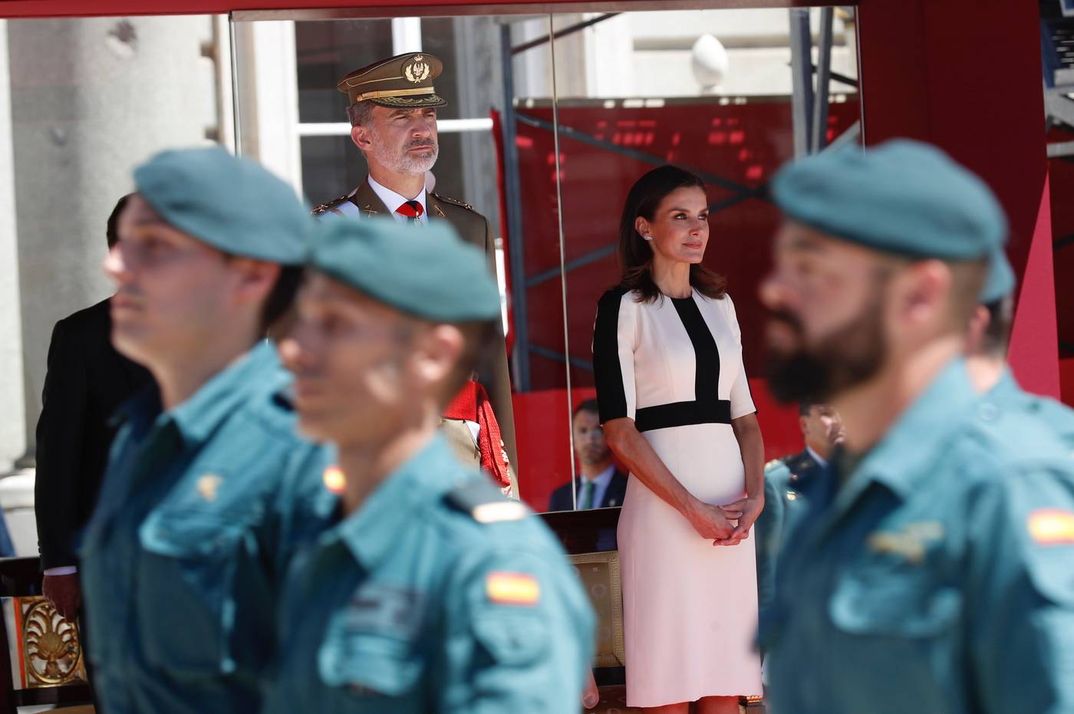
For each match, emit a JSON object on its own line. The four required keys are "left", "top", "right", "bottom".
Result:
{"left": 593, "top": 165, "right": 765, "bottom": 713}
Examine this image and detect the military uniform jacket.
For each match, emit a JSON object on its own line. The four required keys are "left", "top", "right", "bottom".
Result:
{"left": 35, "top": 298, "right": 152, "bottom": 569}
{"left": 755, "top": 449, "right": 826, "bottom": 615}
{"left": 764, "top": 360, "right": 1074, "bottom": 714}
{"left": 79, "top": 341, "right": 329, "bottom": 714}
{"left": 265, "top": 435, "right": 596, "bottom": 714}
{"left": 314, "top": 180, "right": 518, "bottom": 475}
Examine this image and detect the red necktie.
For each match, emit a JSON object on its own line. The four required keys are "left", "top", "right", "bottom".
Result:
{"left": 396, "top": 200, "right": 424, "bottom": 224}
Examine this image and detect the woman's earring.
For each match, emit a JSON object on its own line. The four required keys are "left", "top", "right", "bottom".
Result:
{"left": 642, "top": 234, "right": 653, "bottom": 241}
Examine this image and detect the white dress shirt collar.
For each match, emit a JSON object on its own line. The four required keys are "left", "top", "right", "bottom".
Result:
{"left": 368, "top": 175, "right": 428, "bottom": 224}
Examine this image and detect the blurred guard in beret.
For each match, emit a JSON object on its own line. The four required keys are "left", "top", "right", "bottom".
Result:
{"left": 79, "top": 147, "right": 329, "bottom": 714}
{"left": 758, "top": 139, "right": 1074, "bottom": 714}
{"left": 269, "top": 217, "right": 594, "bottom": 713}
{"left": 312, "top": 52, "right": 517, "bottom": 495}
{"left": 965, "top": 245, "right": 1074, "bottom": 447}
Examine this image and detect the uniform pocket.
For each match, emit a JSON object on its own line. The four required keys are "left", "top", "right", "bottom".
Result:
{"left": 829, "top": 569, "right": 962, "bottom": 637}
{"left": 318, "top": 630, "right": 425, "bottom": 698}
{"left": 137, "top": 512, "right": 249, "bottom": 677}
{"left": 471, "top": 611, "right": 548, "bottom": 667}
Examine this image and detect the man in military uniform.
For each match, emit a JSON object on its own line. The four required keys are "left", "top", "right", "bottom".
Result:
{"left": 314, "top": 52, "right": 517, "bottom": 492}
{"left": 272, "top": 217, "right": 594, "bottom": 712}
{"left": 79, "top": 147, "right": 327, "bottom": 714}
{"left": 758, "top": 140, "right": 1074, "bottom": 713}
{"left": 755, "top": 402, "right": 843, "bottom": 614}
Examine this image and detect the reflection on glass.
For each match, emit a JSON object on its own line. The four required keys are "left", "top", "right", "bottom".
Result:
{"left": 547, "top": 398, "right": 627, "bottom": 513}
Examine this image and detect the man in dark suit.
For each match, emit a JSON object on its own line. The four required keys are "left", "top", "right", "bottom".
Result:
{"left": 312, "top": 52, "right": 517, "bottom": 494}
{"left": 34, "top": 194, "right": 153, "bottom": 619}
{"left": 549, "top": 399, "right": 628, "bottom": 512}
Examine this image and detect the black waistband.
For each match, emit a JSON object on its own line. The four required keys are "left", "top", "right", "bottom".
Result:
{"left": 634, "top": 399, "right": 732, "bottom": 433}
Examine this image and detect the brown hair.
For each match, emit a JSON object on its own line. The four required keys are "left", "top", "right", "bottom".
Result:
{"left": 617, "top": 165, "right": 726, "bottom": 302}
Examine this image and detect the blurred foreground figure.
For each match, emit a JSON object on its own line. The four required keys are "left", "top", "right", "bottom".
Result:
{"left": 966, "top": 251, "right": 1074, "bottom": 445}
{"left": 272, "top": 217, "right": 594, "bottom": 712}
{"left": 759, "top": 140, "right": 1074, "bottom": 714}
{"left": 79, "top": 148, "right": 326, "bottom": 714}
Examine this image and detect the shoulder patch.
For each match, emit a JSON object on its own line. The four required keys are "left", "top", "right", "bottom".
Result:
{"left": 311, "top": 195, "right": 351, "bottom": 216}
{"left": 431, "top": 191, "right": 474, "bottom": 212}
{"left": 446, "top": 477, "right": 529, "bottom": 523}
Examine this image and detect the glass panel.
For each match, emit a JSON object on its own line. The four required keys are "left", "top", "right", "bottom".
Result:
{"left": 548, "top": 8, "right": 863, "bottom": 508}
{"left": 229, "top": 12, "right": 570, "bottom": 513}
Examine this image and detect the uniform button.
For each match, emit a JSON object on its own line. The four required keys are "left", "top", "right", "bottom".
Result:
{"left": 977, "top": 402, "right": 999, "bottom": 422}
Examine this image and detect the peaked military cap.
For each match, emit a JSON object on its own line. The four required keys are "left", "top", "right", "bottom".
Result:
{"left": 772, "top": 139, "right": 1008, "bottom": 261}
{"left": 134, "top": 147, "right": 310, "bottom": 265}
{"left": 980, "top": 247, "right": 1016, "bottom": 304}
{"left": 337, "top": 52, "right": 447, "bottom": 109}
{"left": 308, "top": 217, "right": 500, "bottom": 322}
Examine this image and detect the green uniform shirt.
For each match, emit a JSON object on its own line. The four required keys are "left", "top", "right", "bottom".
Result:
{"left": 986, "top": 368, "right": 1074, "bottom": 447}
{"left": 80, "top": 341, "right": 329, "bottom": 714}
{"left": 764, "top": 359, "right": 1074, "bottom": 714}
{"left": 265, "top": 435, "right": 595, "bottom": 714}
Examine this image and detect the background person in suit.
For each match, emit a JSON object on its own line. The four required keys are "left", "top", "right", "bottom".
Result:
{"left": 312, "top": 52, "right": 517, "bottom": 493}
{"left": 549, "top": 399, "right": 628, "bottom": 511}
{"left": 34, "top": 194, "right": 153, "bottom": 619}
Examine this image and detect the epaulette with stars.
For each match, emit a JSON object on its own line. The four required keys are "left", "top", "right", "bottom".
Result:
{"left": 311, "top": 195, "right": 351, "bottom": 216}
{"left": 431, "top": 191, "right": 475, "bottom": 212}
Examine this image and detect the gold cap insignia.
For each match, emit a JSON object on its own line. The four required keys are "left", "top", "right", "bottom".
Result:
{"left": 404, "top": 55, "right": 431, "bottom": 83}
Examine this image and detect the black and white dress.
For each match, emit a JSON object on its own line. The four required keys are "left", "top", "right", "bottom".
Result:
{"left": 592, "top": 287, "right": 763, "bottom": 707}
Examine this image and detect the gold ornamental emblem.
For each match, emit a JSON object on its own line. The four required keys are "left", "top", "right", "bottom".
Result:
{"left": 21, "top": 598, "right": 86, "bottom": 686}
{"left": 404, "top": 56, "right": 431, "bottom": 84}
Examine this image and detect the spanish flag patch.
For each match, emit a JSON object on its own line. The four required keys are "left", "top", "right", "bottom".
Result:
{"left": 322, "top": 466, "right": 346, "bottom": 495}
{"left": 486, "top": 572, "right": 540, "bottom": 606}
{"left": 1027, "top": 509, "right": 1074, "bottom": 545}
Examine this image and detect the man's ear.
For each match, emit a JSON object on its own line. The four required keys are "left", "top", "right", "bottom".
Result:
{"left": 351, "top": 124, "right": 372, "bottom": 153}
{"left": 230, "top": 258, "right": 280, "bottom": 304}
{"left": 412, "top": 324, "right": 465, "bottom": 389}
{"left": 891, "top": 259, "right": 950, "bottom": 328}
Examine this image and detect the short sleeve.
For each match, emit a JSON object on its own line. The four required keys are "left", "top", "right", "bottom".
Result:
{"left": 438, "top": 548, "right": 595, "bottom": 713}
{"left": 592, "top": 289, "right": 637, "bottom": 423}
{"left": 723, "top": 294, "right": 756, "bottom": 419}
{"left": 967, "top": 465, "right": 1074, "bottom": 713}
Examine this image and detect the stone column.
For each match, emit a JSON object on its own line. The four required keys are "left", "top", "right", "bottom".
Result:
{"left": 7, "top": 15, "right": 218, "bottom": 454}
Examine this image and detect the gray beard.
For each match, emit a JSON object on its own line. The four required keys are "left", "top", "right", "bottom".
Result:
{"left": 370, "top": 133, "right": 438, "bottom": 176}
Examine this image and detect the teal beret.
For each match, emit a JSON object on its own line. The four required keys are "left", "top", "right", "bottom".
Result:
{"left": 134, "top": 147, "right": 310, "bottom": 265}
{"left": 980, "top": 247, "right": 1015, "bottom": 304}
{"left": 308, "top": 217, "right": 501, "bottom": 322}
{"left": 772, "top": 139, "right": 1007, "bottom": 261}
